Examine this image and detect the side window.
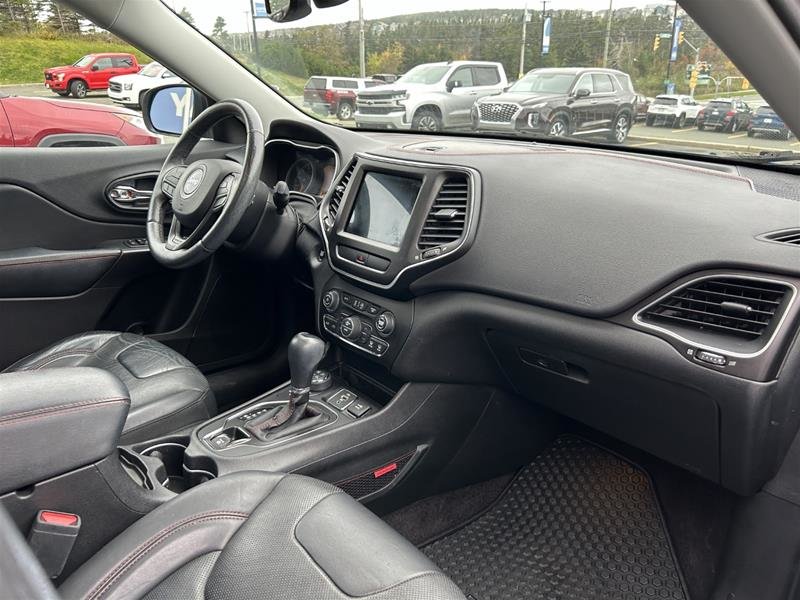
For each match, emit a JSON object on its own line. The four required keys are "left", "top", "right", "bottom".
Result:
{"left": 112, "top": 56, "right": 133, "bottom": 68}
{"left": 94, "top": 57, "right": 113, "bottom": 70}
{"left": 474, "top": 66, "right": 501, "bottom": 86}
{"left": 574, "top": 74, "right": 594, "bottom": 94}
{"left": 332, "top": 79, "right": 358, "bottom": 89}
{"left": 591, "top": 74, "right": 614, "bottom": 93}
{"left": 448, "top": 67, "right": 474, "bottom": 88}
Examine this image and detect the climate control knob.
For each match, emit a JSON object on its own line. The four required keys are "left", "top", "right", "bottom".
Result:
{"left": 340, "top": 316, "right": 362, "bottom": 340}
{"left": 375, "top": 311, "right": 396, "bottom": 336}
{"left": 322, "top": 290, "right": 340, "bottom": 312}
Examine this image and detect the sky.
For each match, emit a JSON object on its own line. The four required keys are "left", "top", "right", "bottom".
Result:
{"left": 167, "top": 0, "right": 671, "bottom": 36}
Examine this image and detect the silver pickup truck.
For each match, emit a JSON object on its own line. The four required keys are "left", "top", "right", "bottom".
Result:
{"left": 354, "top": 61, "right": 508, "bottom": 132}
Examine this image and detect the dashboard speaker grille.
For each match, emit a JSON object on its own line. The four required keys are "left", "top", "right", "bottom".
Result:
{"left": 418, "top": 176, "right": 469, "bottom": 250}
{"left": 642, "top": 277, "right": 791, "bottom": 342}
{"left": 763, "top": 228, "right": 800, "bottom": 246}
{"left": 328, "top": 160, "right": 356, "bottom": 221}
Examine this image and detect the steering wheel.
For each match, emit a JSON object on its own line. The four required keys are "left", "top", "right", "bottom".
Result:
{"left": 147, "top": 99, "right": 265, "bottom": 268}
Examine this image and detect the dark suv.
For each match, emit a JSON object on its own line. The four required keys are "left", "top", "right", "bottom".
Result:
{"left": 696, "top": 98, "right": 752, "bottom": 132}
{"left": 472, "top": 67, "right": 636, "bottom": 143}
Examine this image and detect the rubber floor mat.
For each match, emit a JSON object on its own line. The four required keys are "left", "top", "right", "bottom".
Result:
{"left": 424, "top": 436, "right": 688, "bottom": 600}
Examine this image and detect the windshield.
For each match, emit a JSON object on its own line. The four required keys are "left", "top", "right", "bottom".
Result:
{"left": 169, "top": 0, "right": 796, "bottom": 167}
{"left": 756, "top": 106, "right": 777, "bottom": 116}
{"left": 398, "top": 65, "right": 450, "bottom": 85}
{"left": 139, "top": 63, "right": 162, "bottom": 77}
{"left": 510, "top": 72, "right": 574, "bottom": 94}
{"left": 72, "top": 56, "right": 93, "bottom": 67}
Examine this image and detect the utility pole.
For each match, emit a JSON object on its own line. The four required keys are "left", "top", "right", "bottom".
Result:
{"left": 518, "top": 2, "right": 529, "bottom": 80}
{"left": 602, "top": 0, "right": 613, "bottom": 67}
{"left": 664, "top": 0, "right": 678, "bottom": 91}
{"left": 243, "top": 11, "right": 252, "bottom": 53}
{"left": 358, "top": 0, "right": 366, "bottom": 78}
{"left": 249, "top": 0, "right": 261, "bottom": 77}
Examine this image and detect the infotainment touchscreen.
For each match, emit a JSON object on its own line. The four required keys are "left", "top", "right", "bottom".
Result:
{"left": 345, "top": 172, "right": 422, "bottom": 248}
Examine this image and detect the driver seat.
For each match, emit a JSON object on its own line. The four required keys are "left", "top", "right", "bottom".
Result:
{"left": 2, "top": 331, "right": 215, "bottom": 444}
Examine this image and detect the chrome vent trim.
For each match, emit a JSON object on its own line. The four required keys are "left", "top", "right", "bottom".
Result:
{"left": 761, "top": 228, "right": 800, "bottom": 246}
{"left": 418, "top": 176, "right": 469, "bottom": 250}
{"left": 328, "top": 159, "right": 356, "bottom": 221}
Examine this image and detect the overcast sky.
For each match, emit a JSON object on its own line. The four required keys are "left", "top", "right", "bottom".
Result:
{"left": 167, "top": 0, "right": 670, "bottom": 35}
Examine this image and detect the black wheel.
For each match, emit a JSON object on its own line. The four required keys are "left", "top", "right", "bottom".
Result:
{"left": 336, "top": 101, "right": 354, "bottom": 121}
{"left": 675, "top": 113, "right": 686, "bottom": 128}
{"left": 697, "top": 124, "right": 705, "bottom": 131}
{"left": 547, "top": 116, "right": 568, "bottom": 137}
{"left": 608, "top": 113, "right": 631, "bottom": 144}
{"left": 747, "top": 130, "right": 755, "bottom": 138}
{"left": 55, "top": 90, "right": 70, "bottom": 97}
{"left": 412, "top": 108, "right": 442, "bottom": 132}
{"left": 69, "top": 79, "right": 87, "bottom": 98}
{"left": 645, "top": 115, "right": 655, "bottom": 127}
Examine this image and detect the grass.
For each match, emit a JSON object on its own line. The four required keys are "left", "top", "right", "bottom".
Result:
{"left": 229, "top": 52, "right": 307, "bottom": 98}
{"left": 0, "top": 35, "right": 150, "bottom": 85}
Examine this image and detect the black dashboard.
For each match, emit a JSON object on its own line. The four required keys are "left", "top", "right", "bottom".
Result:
{"left": 261, "top": 139, "right": 337, "bottom": 199}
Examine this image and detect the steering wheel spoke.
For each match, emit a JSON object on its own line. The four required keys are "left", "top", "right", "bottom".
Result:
{"left": 165, "top": 215, "right": 188, "bottom": 251}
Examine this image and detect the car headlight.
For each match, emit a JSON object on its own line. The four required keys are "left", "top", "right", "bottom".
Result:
{"left": 123, "top": 83, "right": 134, "bottom": 91}
{"left": 527, "top": 112, "right": 540, "bottom": 128}
{"left": 117, "top": 113, "right": 148, "bottom": 131}
{"left": 56, "top": 73, "right": 65, "bottom": 82}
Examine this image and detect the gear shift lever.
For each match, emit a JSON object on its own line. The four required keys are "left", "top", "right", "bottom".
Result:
{"left": 245, "top": 333, "right": 327, "bottom": 439}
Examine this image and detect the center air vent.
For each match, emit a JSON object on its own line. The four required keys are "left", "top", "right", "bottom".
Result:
{"left": 761, "top": 228, "right": 800, "bottom": 246}
{"left": 641, "top": 276, "right": 792, "bottom": 343}
{"left": 327, "top": 160, "right": 356, "bottom": 223}
{"left": 418, "top": 176, "right": 469, "bottom": 251}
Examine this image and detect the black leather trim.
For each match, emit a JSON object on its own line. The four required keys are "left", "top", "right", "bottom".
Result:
{"left": 0, "top": 248, "right": 119, "bottom": 298}
{"left": 0, "top": 504, "right": 60, "bottom": 600}
{"left": 0, "top": 367, "right": 129, "bottom": 495}
{"left": 295, "top": 491, "right": 444, "bottom": 597}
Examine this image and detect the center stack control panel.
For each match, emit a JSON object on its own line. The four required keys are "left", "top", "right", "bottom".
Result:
{"left": 321, "top": 288, "right": 397, "bottom": 357}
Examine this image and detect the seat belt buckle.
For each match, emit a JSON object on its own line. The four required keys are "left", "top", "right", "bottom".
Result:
{"left": 27, "top": 510, "right": 81, "bottom": 578}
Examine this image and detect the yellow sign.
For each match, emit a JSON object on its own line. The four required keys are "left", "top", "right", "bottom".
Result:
{"left": 741, "top": 78, "right": 750, "bottom": 90}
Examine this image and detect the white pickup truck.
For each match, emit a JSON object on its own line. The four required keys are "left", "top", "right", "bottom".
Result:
{"left": 354, "top": 61, "right": 508, "bottom": 132}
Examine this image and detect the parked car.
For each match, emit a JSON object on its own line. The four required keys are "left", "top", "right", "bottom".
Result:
{"left": 355, "top": 61, "right": 508, "bottom": 131}
{"left": 303, "top": 76, "right": 382, "bottom": 120}
{"left": 696, "top": 98, "right": 752, "bottom": 132}
{"left": 633, "top": 94, "right": 651, "bottom": 121}
{"left": 747, "top": 105, "right": 795, "bottom": 140}
{"left": 0, "top": 92, "right": 159, "bottom": 147}
{"left": 44, "top": 53, "right": 140, "bottom": 98}
{"left": 645, "top": 94, "right": 703, "bottom": 127}
{"left": 471, "top": 67, "right": 636, "bottom": 143}
{"left": 371, "top": 73, "right": 398, "bottom": 83}
{"left": 108, "top": 62, "right": 181, "bottom": 109}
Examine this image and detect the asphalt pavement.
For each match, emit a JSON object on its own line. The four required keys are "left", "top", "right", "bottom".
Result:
{"left": 3, "top": 83, "right": 796, "bottom": 156}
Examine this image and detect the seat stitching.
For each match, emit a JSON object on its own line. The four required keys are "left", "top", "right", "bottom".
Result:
{"left": 121, "top": 390, "right": 211, "bottom": 436}
{"left": 0, "top": 398, "right": 129, "bottom": 426}
{"left": 86, "top": 510, "right": 249, "bottom": 600}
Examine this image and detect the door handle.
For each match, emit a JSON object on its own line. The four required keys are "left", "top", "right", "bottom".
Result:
{"left": 590, "top": 100, "right": 599, "bottom": 104}
{"left": 108, "top": 185, "right": 152, "bottom": 211}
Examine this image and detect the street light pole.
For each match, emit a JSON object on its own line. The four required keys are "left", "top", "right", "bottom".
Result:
{"left": 358, "top": 0, "right": 366, "bottom": 78}
{"left": 518, "top": 2, "right": 529, "bottom": 79}
{"left": 664, "top": 0, "right": 678, "bottom": 92}
{"left": 249, "top": 0, "right": 261, "bottom": 77}
{"left": 602, "top": 0, "right": 613, "bottom": 68}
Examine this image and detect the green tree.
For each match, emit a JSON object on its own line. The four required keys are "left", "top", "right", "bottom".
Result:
{"left": 178, "top": 7, "right": 194, "bottom": 26}
{"left": 212, "top": 15, "right": 231, "bottom": 49}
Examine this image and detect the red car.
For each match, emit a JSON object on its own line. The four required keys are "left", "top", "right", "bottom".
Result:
{"left": 44, "top": 53, "right": 140, "bottom": 98}
{"left": 0, "top": 92, "right": 160, "bottom": 147}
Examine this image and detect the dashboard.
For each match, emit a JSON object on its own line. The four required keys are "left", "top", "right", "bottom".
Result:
{"left": 262, "top": 139, "right": 337, "bottom": 199}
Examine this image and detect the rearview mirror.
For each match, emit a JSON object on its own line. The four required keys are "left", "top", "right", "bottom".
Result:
{"left": 446, "top": 80, "right": 463, "bottom": 93}
{"left": 91, "top": 65, "right": 99, "bottom": 71}
{"left": 141, "top": 84, "right": 207, "bottom": 136}
{"left": 574, "top": 88, "right": 591, "bottom": 98}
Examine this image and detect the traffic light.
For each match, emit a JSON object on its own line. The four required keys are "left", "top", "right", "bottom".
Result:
{"left": 653, "top": 35, "right": 661, "bottom": 51}
{"left": 678, "top": 31, "right": 685, "bottom": 45}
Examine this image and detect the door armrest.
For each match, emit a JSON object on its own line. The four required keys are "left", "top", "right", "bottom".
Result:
{"left": 0, "top": 367, "right": 130, "bottom": 494}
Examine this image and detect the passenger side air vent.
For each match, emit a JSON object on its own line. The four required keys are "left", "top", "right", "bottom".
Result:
{"left": 641, "top": 276, "right": 792, "bottom": 343}
{"left": 418, "top": 176, "right": 469, "bottom": 251}
{"left": 327, "top": 160, "right": 356, "bottom": 223}
{"left": 762, "top": 228, "right": 800, "bottom": 246}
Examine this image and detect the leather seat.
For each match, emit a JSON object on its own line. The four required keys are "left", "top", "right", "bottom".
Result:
{"left": 54, "top": 471, "right": 465, "bottom": 600}
{"left": 3, "top": 331, "right": 215, "bottom": 444}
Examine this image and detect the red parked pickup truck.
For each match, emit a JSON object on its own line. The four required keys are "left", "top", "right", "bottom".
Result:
{"left": 44, "top": 53, "right": 140, "bottom": 98}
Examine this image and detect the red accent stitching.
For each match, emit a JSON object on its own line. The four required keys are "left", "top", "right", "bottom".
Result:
{"left": 0, "top": 398, "right": 129, "bottom": 426}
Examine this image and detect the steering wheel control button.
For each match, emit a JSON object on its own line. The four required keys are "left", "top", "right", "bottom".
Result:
{"left": 328, "top": 389, "right": 357, "bottom": 410}
{"left": 695, "top": 350, "right": 727, "bottom": 366}
{"left": 346, "top": 399, "right": 371, "bottom": 418}
{"left": 322, "top": 290, "right": 340, "bottom": 312}
{"left": 340, "top": 316, "right": 362, "bottom": 340}
{"left": 310, "top": 369, "right": 333, "bottom": 392}
{"left": 375, "top": 311, "right": 396, "bottom": 336}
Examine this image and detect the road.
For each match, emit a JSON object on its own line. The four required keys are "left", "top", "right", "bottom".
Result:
{"left": 2, "top": 83, "right": 797, "bottom": 156}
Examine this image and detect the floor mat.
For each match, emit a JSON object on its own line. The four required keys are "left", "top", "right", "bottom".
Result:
{"left": 424, "top": 436, "right": 688, "bottom": 600}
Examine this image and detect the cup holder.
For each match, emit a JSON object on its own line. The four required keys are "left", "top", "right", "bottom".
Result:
{"left": 124, "top": 437, "right": 217, "bottom": 493}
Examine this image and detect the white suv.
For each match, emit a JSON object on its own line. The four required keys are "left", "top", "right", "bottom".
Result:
{"left": 108, "top": 62, "right": 182, "bottom": 109}
{"left": 645, "top": 94, "right": 704, "bottom": 128}
{"left": 354, "top": 61, "right": 508, "bottom": 132}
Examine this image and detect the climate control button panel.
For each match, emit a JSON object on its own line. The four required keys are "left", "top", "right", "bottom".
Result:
{"left": 321, "top": 288, "right": 395, "bottom": 357}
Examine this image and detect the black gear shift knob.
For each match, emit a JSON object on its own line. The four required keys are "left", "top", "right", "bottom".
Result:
{"left": 288, "top": 332, "right": 327, "bottom": 392}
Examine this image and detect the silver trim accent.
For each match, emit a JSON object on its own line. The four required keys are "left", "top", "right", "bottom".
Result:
{"left": 319, "top": 152, "right": 481, "bottom": 290}
{"left": 632, "top": 273, "right": 797, "bottom": 359}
